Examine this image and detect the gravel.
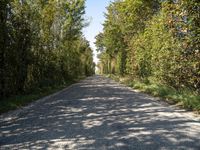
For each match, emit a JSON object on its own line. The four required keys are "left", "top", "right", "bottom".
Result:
{"left": 0, "top": 75, "right": 200, "bottom": 150}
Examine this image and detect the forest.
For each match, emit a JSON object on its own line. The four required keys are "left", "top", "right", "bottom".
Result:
{"left": 0, "top": 0, "right": 200, "bottom": 113}
{"left": 0, "top": 0, "right": 95, "bottom": 100}
{"left": 96, "top": 0, "right": 200, "bottom": 110}
{"left": 1, "top": 1, "right": 200, "bottom": 148}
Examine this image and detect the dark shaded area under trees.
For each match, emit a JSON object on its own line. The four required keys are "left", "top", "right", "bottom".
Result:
{"left": 0, "top": 0, "right": 95, "bottom": 99}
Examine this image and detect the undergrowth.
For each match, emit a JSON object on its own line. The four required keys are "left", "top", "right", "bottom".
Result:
{"left": 108, "top": 74, "right": 200, "bottom": 113}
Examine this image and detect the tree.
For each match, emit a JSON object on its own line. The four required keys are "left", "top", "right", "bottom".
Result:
{"left": 96, "top": 0, "right": 200, "bottom": 92}
{"left": 0, "top": 0, "right": 95, "bottom": 99}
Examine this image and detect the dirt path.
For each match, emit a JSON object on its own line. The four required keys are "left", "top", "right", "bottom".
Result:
{"left": 0, "top": 75, "right": 200, "bottom": 149}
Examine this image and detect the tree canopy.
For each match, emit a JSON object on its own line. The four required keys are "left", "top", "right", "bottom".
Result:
{"left": 0, "top": 0, "right": 95, "bottom": 98}
{"left": 96, "top": 0, "right": 200, "bottom": 92}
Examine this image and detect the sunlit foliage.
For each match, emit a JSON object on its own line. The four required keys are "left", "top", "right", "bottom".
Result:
{"left": 96, "top": 0, "right": 200, "bottom": 92}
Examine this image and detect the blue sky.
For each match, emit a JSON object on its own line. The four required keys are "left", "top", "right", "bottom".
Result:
{"left": 83, "top": 0, "right": 112, "bottom": 64}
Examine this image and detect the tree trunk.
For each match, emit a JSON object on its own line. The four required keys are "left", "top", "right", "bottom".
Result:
{"left": 0, "top": 1, "right": 8, "bottom": 98}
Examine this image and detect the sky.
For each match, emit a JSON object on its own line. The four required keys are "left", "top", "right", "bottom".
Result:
{"left": 83, "top": 0, "right": 112, "bottom": 64}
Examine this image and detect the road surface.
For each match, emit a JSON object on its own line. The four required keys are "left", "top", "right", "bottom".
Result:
{"left": 0, "top": 76, "right": 200, "bottom": 149}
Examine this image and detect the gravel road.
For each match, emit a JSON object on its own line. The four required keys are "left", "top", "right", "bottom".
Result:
{"left": 0, "top": 75, "right": 200, "bottom": 150}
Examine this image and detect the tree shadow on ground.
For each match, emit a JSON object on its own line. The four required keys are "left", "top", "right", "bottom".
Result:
{"left": 0, "top": 76, "right": 200, "bottom": 149}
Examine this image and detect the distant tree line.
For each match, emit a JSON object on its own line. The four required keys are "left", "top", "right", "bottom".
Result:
{"left": 0, "top": 0, "right": 95, "bottom": 98}
{"left": 96, "top": 0, "right": 200, "bottom": 92}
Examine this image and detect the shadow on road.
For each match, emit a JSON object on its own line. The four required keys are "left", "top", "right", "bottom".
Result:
{"left": 1, "top": 76, "right": 200, "bottom": 149}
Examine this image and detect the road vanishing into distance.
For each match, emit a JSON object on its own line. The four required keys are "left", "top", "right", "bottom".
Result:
{"left": 1, "top": 76, "right": 200, "bottom": 150}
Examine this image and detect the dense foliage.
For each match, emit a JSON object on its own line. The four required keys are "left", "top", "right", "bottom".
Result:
{"left": 96, "top": 0, "right": 200, "bottom": 93}
{"left": 0, "top": 0, "right": 95, "bottom": 98}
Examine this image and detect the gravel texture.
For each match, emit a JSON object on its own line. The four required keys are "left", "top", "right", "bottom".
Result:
{"left": 0, "top": 75, "right": 200, "bottom": 150}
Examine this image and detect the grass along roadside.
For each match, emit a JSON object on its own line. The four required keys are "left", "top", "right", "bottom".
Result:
{"left": 0, "top": 77, "right": 86, "bottom": 114}
{"left": 107, "top": 74, "right": 200, "bottom": 113}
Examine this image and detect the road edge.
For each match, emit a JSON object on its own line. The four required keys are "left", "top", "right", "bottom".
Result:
{"left": 0, "top": 77, "right": 89, "bottom": 122}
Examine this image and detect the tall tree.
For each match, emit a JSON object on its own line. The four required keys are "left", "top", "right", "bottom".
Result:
{"left": 96, "top": 0, "right": 200, "bottom": 92}
{"left": 0, "top": 0, "right": 95, "bottom": 99}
